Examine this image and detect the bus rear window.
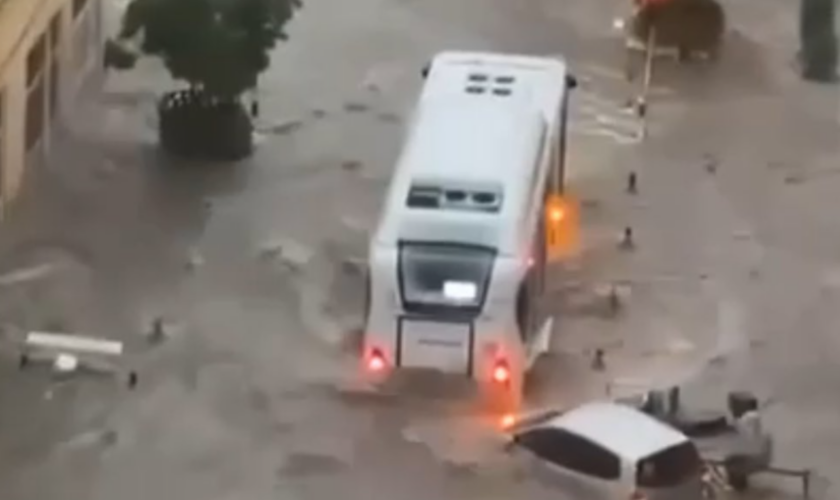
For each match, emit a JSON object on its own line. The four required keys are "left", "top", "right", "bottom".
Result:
{"left": 636, "top": 442, "right": 702, "bottom": 488}
{"left": 398, "top": 242, "right": 495, "bottom": 313}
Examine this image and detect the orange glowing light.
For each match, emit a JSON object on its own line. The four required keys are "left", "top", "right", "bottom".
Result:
{"left": 492, "top": 363, "right": 510, "bottom": 384}
{"left": 544, "top": 193, "right": 581, "bottom": 260}
{"left": 500, "top": 413, "right": 516, "bottom": 429}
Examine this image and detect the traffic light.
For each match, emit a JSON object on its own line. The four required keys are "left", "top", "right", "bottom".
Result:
{"left": 544, "top": 193, "right": 579, "bottom": 260}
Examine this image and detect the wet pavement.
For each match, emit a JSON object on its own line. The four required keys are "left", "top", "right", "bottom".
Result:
{"left": 0, "top": 0, "right": 839, "bottom": 498}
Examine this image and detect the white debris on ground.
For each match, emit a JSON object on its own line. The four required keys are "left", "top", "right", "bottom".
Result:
{"left": 53, "top": 353, "right": 80, "bottom": 373}
{"left": 257, "top": 238, "right": 313, "bottom": 269}
{"left": 0, "top": 264, "right": 57, "bottom": 288}
{"left": 184, "top": 248, "right": 204, "bottom": 271}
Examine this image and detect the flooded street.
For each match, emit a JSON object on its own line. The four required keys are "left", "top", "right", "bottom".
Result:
{"left": 0, "top": 0, "right": 838, "bottom": 498}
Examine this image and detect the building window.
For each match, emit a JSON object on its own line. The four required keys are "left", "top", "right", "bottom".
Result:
{"left": 72, "top": 0, "right": 88, "bottom": 17}
{"left": 48, "top": 13, "right": 62, "bottom": 118}
{"left": 26, "top": 79, "right": 46, "bottom": 151}
{"left": 0, "top": 88, "right": 5, "bottom": 195}
{"left": 49, "top": 11, "right": 62, "bottom": 46}
{"left": 26, "top": 35, "right": 47, "bottom": 87}
{"left": 26, "top": 33, "right": 49, "bottom": 151}
{"left": 49, "top": 60, "right": 60, "bottom": 119}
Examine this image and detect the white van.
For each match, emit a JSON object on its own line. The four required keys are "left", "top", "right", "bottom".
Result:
{"left": 510, "top": 402, "right": 705, "bottom": 500}
{"left": 361, "top": 51, "right": 575, "bottom": 412}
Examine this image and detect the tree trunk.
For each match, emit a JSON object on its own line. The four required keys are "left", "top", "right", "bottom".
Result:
{"left": 800, "top": 0, "right": 838, "bottom": 82}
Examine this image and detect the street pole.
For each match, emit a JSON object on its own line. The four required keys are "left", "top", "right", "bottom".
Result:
{"left": 637, "top": 26, "right": 657, "bottom": 142}
{"left": 799, "top": 0, "right": 838, "bottom": 82}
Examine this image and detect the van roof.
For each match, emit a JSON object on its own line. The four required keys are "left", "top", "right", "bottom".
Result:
{"left": 374, "top": 51, "right": 568, "bottom": 254}
{"left": 545, "top": 402, "right": 690, "bottom": 462}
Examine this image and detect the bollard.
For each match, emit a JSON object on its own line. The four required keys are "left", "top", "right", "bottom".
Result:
{"left": 608, "top": 285, "right": 621, "bottom": 314}
{"left": 635, "top": 97, "right": 648, "bottom": 120}
{"left": 127, "top": 371, "right": 138, "bottom": 389}
{"left": 592, "top": 348, "right": 606, "bottom": 371}
{"left": 149, "top": 317, "right": 166, "bottom": 343}
{"left": 619, "top": 226, "right": 635, "bottom": 250}
{"left": 635, "top": 98, "right": 648, "bottom": 141}
{"left": 704, "top": 154, "right": 718, "bottom": 174}
{"left": 627, "top": 171, "right": 638, "bottom": 194}
{"left": 667, "top": 387, "right": 682, "bottom": 417}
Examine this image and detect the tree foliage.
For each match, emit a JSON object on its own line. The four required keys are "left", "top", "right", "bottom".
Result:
{"left": 115, "top": 0, "right": 302, "bottom": 97}
{"left": 632, "top": 0, "right": 725, "bottom": 53}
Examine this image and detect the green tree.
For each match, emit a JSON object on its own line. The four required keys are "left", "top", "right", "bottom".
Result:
{"left": 799, "top": 0, "right": 838, "bottom": 82}
{"left": 104, "top": 0, "right": 302, "bottom": 160}
{"left": 109, "top": 0, "right": 302, "bottom": 98}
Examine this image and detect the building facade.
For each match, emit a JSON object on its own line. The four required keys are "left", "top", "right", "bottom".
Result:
{"left": 0, "top": 0, "right": 103, "bottom": 219}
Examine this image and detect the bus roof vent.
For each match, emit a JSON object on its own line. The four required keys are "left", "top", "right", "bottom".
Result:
{"left": 406, "top": 185, "right": 442, "bottom": 208}
{"left": 406, "top": 183, "right": 503, "bottom": 213}
{"left": 463, "top": 72, "right": 515, "bottom": 97}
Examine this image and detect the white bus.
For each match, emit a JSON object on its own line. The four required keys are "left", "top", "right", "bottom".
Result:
{"left": 362, "top": 51, "right": 575, "bottom": 413}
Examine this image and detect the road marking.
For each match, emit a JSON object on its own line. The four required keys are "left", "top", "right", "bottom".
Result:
{"left": 570, "top": 126, "right": 641, "bottom": 145}
{"left": 570, "top": 87, "right": 642, "bottom": 145}
{"left": 572, "top": 61, "right": 677, "bottom": 97}
{"left": 0, "top": 263, "right": 56, "bottom": 287}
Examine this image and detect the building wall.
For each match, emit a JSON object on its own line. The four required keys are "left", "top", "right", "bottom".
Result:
{"left": 0, "top": 0, "right": 102, "bottom": 219}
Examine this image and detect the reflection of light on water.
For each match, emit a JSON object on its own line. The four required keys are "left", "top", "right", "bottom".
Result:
{"left": 401, "top": 415, "right": 509, "bottom": 467}
{"left": 500, "top": 414, "right": 516, "bottom": 429}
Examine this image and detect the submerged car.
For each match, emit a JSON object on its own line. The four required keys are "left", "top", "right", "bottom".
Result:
{"left": 508, "top": 402, "right": 705, "bottom": 500}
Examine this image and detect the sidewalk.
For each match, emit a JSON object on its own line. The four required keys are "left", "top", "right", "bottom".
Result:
{"left": 558, "top": 10, "right": 840, "bottom": 494}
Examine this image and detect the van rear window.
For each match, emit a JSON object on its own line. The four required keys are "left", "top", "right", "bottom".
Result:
{"left": 636, "top": 442, "right": 702, "bottom": 488}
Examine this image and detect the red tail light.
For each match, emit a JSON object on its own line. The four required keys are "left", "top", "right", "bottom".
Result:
{"left": 492, "top": 359, "right": 511, "bottom": 384}
{"left": 629, "top": 491, "right": 647, "bottom": 500}
{"left": 367, "top": 348, "right": 386, "bottom": 372}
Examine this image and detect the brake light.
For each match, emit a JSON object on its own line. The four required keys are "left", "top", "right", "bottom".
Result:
{"left": 367, "top": 348, "right": 386, "bottom": 372}
{"left": 629, "top": 491, "right": 647, "bottom": 500}
{"left": 492, "top": 359, "right": 511, "bottom": 384}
